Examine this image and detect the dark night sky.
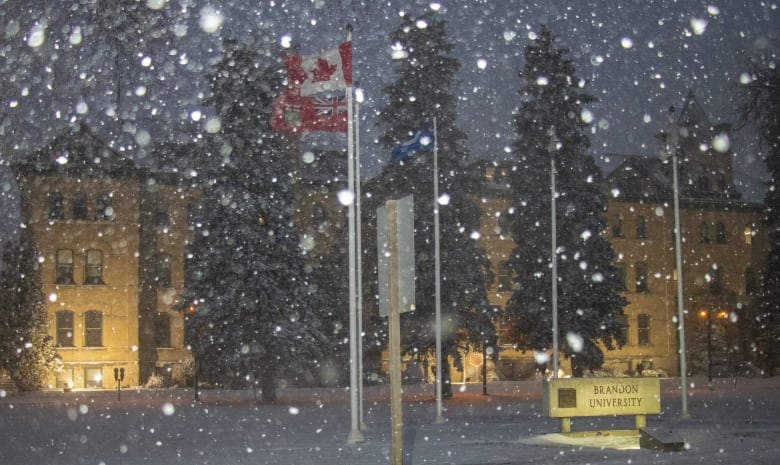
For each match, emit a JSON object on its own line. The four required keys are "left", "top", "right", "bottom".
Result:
{"left": 1, "top": 0, "right": 778, "bottom": 245}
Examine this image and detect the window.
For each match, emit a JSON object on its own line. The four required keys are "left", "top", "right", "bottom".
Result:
{"left": 497, "top": 262, "right": 512, "bottom": 293}
{"left": 56, "top": 368, "right": 74, "bottom": 389}
{"left": 745, "top": 267, "right": 758, "bottom": 295}
{"left": 155, "top": 200, "right": 170, "bottom": 226}
{"left": 96, "top": 193, "right": 114, "bottom": 221}
{"left": 56, "top": 249, "right": 75, "bottom": 284}
{"left": 312, "top": 203, "right": 328, "bottom": 231}
{"left": 744, "top": 225, "right": 754, "bottom": 245}
{"left": 715, "top": 222, "right": 727, "bottom": 244}
{"left": 635, "top": 262, "right": 648, "bottom": 293}
{"left": 637, "top": 313, "right": 651, "bottom": 346}
{"left": 72, "top": 193, "right": 88, "bottom": 220}
{"left": 611, "top": 215, "right": 623, "bottom": 237}
{"left": 48, "top": 192, "right": 64, "bottom": 220}
{"left": 85, "top": 367, "right": 103, "bottom": 388}
{"left": 84, "top": 311, "right": 103, "bottom": 347}
{"left": 56, "top": 310, "right": 74, "bottom": 347}
{"left": 709, "top": 266, "right": 722, "bottom": 294}
{"left": 615, "top": 263, "right": 627, "bottom": 291}
{"left": 154, "top": 312, "right": 171, "bottom": 348}
{"left": 636, "top": 216, "right": 647, "bottom": 239}
{"left": 85, "top": 249, "right": 104, "bottom": 285}
{"left": 619, "top": 314, "right": 629, "bottom": 345}
{"left": 699, "top": 222, "right": 710, "bottom": 243}
{"left": 156, "top": 253, "right": 172, "bottom": 287}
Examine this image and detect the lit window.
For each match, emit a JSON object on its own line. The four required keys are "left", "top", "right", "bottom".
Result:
{"left": 744, "top": 226, "right": 753, "bottom": 245}
{"left": 56, "top": 310, "right": 74, "bottom": 347}
{"left": 84, "top": 310, "right": 103, "bottom": 347}
{"left": 85, "top": 367, "right": 103, "bottom": 388}
{"left": 56, "top": 249, "right": 75, "bottom": 284}
{"left": 85, "top": 249, "right": 104, "bottom": 285}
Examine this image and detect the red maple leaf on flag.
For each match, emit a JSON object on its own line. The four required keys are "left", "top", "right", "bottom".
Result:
{"left": 310, "top": 57, "right": 337, "bottom": 83}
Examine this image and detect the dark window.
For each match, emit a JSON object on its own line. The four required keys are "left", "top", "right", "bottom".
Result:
{"left": 156, "top": 253, "right": 172, "bottom": 287}
{"left": 96, "top": 193, "right": 114, "bottom": 221}
{"left": 56, "top": 249, "right": 75, "bottom": 284}
{"left": 48, "top": 192, "right": 64, "bottom": 220}
{"left": 635, "top": 262, "right": 648, "bottom": 293}
{"left": 615, "top": 263, "right": 627, "bottom": 291}
{"left": 619, "top": 314, "right": 629, "bottom": 345}
{"left": 612, "top": 215, "right": 623, "bottom": 237}
{"left": 715, "top": 222, "right": 727, "bottom": 244}
{"left": 699, "top": 222, "right": 710, "bottom": 243}
{"left": 497, "top": 262, "right": 512, "bottom": 293}
{"left": 312, "top": 203, "right": 328, "bottom": 230}
{"left": 56, "top": 311, "right": 74, "bottom": 347}
{"left": 72, "top": 194, "right": 88, "bottom": 220}
{"left": 84, "top": 311, "right": 103, "bottom": 347}
{"left": 746, "top": 267, "right": 758, "bottom": 295}
{"left": 154, "top": 312, "right": 171, "bottom": 348}
{"left": 637, "top": 313, "right": 651, "bottom": 346}
{"left": 636, "top": 216, "right": 647, "bottom": 239}
{"left": 155, "top": 200, "right": 170, "bottom": 226}
{"left": 85, "top": 249, "right": 104, "bottom": 285}
{"left": 709, "top": 266, "right": 722, "bottom": 294}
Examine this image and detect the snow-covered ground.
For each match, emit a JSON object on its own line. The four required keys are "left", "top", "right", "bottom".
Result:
{"left": 1, "top": 375, "right": 778, "bottom": 464}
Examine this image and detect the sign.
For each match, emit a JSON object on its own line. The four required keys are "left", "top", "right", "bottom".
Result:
{"left": 544, "top": 377, "right": 661, "bottom": 418}
{"left": 377, "top": 195, "right": 415, "bottom": 317}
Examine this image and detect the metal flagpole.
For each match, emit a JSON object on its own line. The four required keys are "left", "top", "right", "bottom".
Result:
{"left": 433, "top": 117, "right": 445, "bottom": 423}
{"left": 549, "top": 127, "right": 559, "bottom": 379}
{"left": 355, "top": 84, "right": 365, "bottom": 429}
{"left": 345, "top": 24, "right": 364, "bottom": 444}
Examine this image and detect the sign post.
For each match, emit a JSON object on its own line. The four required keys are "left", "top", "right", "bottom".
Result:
{"left": 377, "top": 195, "right": 415, "bottom": 465}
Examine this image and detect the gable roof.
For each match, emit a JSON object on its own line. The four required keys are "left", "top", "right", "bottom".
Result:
{"left": 12, "top": 123, "right": 143, "bottom": 178}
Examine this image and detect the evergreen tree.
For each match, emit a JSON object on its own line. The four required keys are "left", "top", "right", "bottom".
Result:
{"left": 183, "top": 39, "right": 323, "bottom": 401}
{"left": 0, "top": 231, "right": 57, "bottom": 391}
{"left": 373, "top": 12, "right": 496, "bottom": 394}
{"left": 503, "top": 26, "right": 627, "bottom": 376}
{"left": 740, "top": 62, "right": 780, "bottom": 374}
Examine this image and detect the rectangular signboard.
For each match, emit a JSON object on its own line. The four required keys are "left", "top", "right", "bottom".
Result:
{"left": 377, "top": 195, "right": 415, "bottom": 317}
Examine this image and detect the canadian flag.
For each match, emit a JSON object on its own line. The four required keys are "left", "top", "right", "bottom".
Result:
{"left": 283, "top": 41, "right": 352, "bottom": 96}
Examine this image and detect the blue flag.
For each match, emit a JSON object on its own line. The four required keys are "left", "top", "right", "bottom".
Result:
{"left": 391, "top": 124, "right": 435, "bottom": 162}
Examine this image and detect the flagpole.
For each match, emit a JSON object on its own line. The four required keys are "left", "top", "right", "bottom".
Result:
{"left": 345, "top": 24, "right": 364, "bottom": 445}
{"left": 433, "top": 117, "right": 445, "bottom": 423}
{"left": 355, "top": 83, "right": 365, "bottom": 429}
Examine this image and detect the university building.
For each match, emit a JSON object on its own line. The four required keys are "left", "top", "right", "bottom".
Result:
{"left": 12, "top": 124, "right": 195, "bottom": 389}
{"left": 9, "top": 93, "right": 766, "bottom": 388}
{"left": 471, "top": 94, "right": 766, "bottom": 377}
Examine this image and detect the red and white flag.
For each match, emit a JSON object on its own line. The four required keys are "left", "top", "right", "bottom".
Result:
{"left": 271, "top": 94, "right": 347, "bottom": 133}
{"left": 283, "top": 41, "right": 352, "bottom": 96}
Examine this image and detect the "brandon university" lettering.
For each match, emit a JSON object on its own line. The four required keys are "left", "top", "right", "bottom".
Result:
{"left": 589, "top": 384, "right": 643, "bottom": 409}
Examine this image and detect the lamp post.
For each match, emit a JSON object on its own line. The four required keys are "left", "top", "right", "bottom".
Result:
{"left": 548, "top": 126, "right": 559, "bottom": 378}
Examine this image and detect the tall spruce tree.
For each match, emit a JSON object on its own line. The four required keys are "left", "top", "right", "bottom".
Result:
{"left": 0, "top": 231, "right": 57, "bottom": 390}
{"left": 503, "top": 26, "right": 627, "bottom": 376}
{"left": 373, "top": 12, "right": 496, "bottom": 392}
{"left": 740, "top": 62, "right": 780, "bottom": 374}
{"left": 183, "top": 39, "right": 323, "bottom": 401}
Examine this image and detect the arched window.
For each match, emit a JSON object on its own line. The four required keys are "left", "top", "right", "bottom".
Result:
{"left": 85, "top": 249, "right": 104, "bottom": 285}
{"left": 56, "top": 249, "right": 75, "bottom": 284}
{"left": 84, "top": 311, "right": 103, "bottom": 347}
{"left": 56, "top": 310, "right": 74, "bottom": 347}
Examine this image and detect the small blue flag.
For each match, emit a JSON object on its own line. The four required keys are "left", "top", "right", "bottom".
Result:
{"left": 391, "top": 124, "right": 435, "bottom": 162}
